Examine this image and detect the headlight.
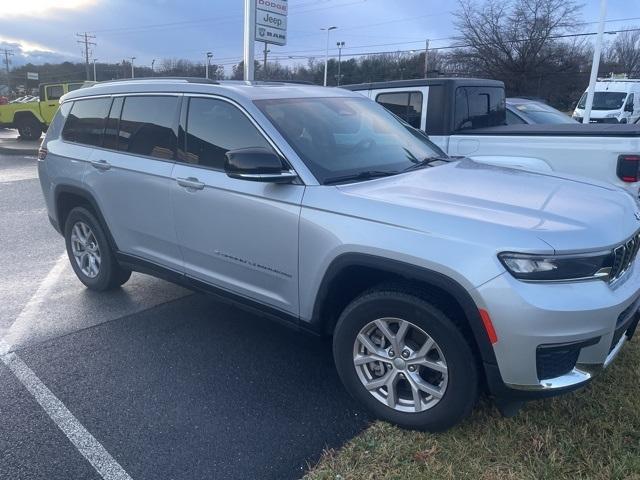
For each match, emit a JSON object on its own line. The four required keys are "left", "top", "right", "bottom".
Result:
{"left": 498, "top": 251, "right": 613, "bottom": 282}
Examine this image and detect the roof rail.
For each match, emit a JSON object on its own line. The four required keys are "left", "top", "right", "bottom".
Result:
{"left": 98, "top": 76, "right": 219, "bottom": 85}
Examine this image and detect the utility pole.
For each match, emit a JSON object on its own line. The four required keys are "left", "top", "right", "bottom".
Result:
{"left": 243, "top": 0, "right": 256, "bottom": 81}
{"left": 262, "top": 42, "right": 270, "bottom": 80}
{"left": 129, "top": 57, "right": 136, "bottom": 78}
{"left": 336, "top": 41, "right": 345, "bottom": 86}
{"left": 1, "top": 48, "right": 13, "bottom": 94}
{"left": 322, "top": 26, "right": 337, "bottom": 86}
{"left": 205, "top": 52, "right": 213, "bottom": 79}
{"left": 76, "top": 32, "right": 96, "bottom": 80}
{"left": 92, "top": 58, "right": 98, "bottom": 81}
{"left": 423, "top": 39, "right": 429, "bottom": 78}
{"left": 151, "top": 59, "right": 156, "bottom": 76}
{"left": 583, "top": 0, "right": 607, "bottom": 124}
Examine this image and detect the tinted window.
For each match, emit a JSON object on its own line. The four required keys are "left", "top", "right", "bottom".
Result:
{"left": 454, "top": 87, "right": 505, "bottom": 130}
{"left": 577, "top": 91, "right": 627, "bottom": 110}
{"left": 181, "top": 97, "right": 271, "bottom": 169}
{"left": 62, "top": 97, "right": 111, "bottom": 146}
{"left": 46, "top": 85, "right": 64, "bottom": 101}
{"left": 118, "top": 96, "right": 179, "bottom": 159}
{"left": 103, "top": 97, "right": 123, "bottom": 150}
{"left": 376, "top": 91, "right": 422, "bottom": 128}
{"left": 46, "top": 102, "right": 72, "bottom": 140}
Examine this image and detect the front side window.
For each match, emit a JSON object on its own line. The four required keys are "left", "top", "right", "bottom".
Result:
{"left": 256, "top": 96, "right": 443, "bottom": 184}
{"left": 376, "top": 92, "right": 422, "bottom": 129}
{"left": 118, "top": 96, "right": 179, "bottom": 159}
{"left": 46, "top": 85, "right": 64, "bottom": 101}
{"left": 61, "top": 97, "right": 111, "bottom": 146}
{"left": 180, "top": 97, "right": 272, "bottom": 169}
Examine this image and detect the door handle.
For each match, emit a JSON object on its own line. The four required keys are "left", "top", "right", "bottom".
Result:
{"left": 91, "top": 159, "right": 111, "bottom": 171}
{"left": 176, "top": 177, "right": 205, "bottom": 190}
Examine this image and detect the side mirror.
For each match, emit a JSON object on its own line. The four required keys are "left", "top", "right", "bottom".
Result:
{"left": 625, "top": 103, "right": 634, "bottom": 112}
{"left": 224, "top": 147, "right": 297, "bottom": 183}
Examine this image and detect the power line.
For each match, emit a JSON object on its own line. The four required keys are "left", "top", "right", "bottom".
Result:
{"left": 76, "top": 32, "right": 96, "bottom": 80}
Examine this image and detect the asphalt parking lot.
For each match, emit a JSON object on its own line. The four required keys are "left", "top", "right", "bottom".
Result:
{"left": 0, "top": 150, "right": 367, "bottom": 479}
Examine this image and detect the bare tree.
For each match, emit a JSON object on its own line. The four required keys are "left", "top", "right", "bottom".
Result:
{"left": 452, "top": 0, "right": 584, "bottom": 95}
{"left": 610, "top": 28, "right": 640, "bottom": 76}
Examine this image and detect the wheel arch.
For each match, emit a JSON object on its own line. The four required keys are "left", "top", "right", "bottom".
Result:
{"left": 14, "top": 109, "right": 45, "bottom": 125}
{"left": 311, "top": 253, "right": 498, "bottom": 367}
{"left": 54, "top": 184, "right": 119, "bottom": 252}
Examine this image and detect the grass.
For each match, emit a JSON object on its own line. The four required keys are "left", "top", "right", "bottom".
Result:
{"left": 305, "top": 339, "right": 640, "bottom": 480}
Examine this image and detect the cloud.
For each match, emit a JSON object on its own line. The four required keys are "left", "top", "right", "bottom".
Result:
{"left": 3, "top": 0, "right": 99, "bottom": 18}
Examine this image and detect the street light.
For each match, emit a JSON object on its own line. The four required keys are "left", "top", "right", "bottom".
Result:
{"left": 336, "top": 41, "right": 345, "bottom": 86}
{"left": 321, "top": 26, "right": 337, "bottom": 86}
{"left": 129, "top": 57, "right": 136, "bottom": 78}
{"left": 92, "top": 58, "right": 98, "bottom": 82}
{"left": 205, "top": 51, "right": 213, "bottom": 79}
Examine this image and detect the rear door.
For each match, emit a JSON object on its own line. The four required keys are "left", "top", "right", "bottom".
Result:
{"left": 40, "top": 84, "right": 65, "bottom": 123}
{"left": 170, "top": 95, "right": 303, "bottom": 314}
{"left": 81, "top": 94, "right": 184, "bottom": 271}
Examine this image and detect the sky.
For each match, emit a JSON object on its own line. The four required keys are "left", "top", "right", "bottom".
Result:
{"left": 0, "top": 0, "right": 638, "bottom": 75}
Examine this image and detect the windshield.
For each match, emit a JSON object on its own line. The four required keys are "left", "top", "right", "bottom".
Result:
{"left": 577, "top": 91, "right": 627, "bottom": 110}
{"left": 255, "top": 96, "right": 443, "bottom": 184}
{"left": 511, "top": 102, "right": 576, "bottom": 124}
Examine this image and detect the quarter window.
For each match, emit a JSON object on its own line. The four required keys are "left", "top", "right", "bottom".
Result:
{"left": 376, "top": 92, "right": 422, "bottom": 128}
{"left": 61, "top": 97, "right": 111, "bottom": 146}
{"left": 46, "top": 85, "right": 64, "bottom": 101}
{"left": 118, "top": 96, "right": 179, "bottom": 160}
{"left": 181, "top": 97, "right": 272, "bottom": 170}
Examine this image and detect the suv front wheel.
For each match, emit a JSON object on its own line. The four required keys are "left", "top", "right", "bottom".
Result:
{"left": 64, "top": 207, "right": 131, "bottom": 291}
{"left": 333, "top": 285, "right": 478, "bottom": 431}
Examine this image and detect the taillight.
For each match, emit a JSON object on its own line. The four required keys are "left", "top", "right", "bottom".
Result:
{"left": 37, "top": 146, "right": 48, "bottom": 161}
{"left": 617, "top": 154, "right": 640, "bottom": 183}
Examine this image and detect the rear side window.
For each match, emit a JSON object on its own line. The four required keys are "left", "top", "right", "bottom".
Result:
{"left": 62, "top": 97, "right": 111, "bottom": 146}
{"left": 180, "top": 97, "right": 271, "bottom": 170}
{"left": 454, "top": 87, "right": 505, "bottom": 131}
{"left": 376, "top": 92, "right": 422, "bottom": 128}
{"left": 45, "top": 102, "right": 72, "bottom": 140}
{"left": 67, "top": 83, "right": 84, "bottom": 92}
{"left": 46, "top": 85, "right": 64, "bottom": 101}
{"left": 118, "top": 96, "right": 179, "bottom": 160}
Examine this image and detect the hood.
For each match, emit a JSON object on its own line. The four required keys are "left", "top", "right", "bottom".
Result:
{"left": 337, "top": 159, "right": 640, "bottom": 252}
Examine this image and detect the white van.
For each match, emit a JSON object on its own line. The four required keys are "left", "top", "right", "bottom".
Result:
{"left": 573, "top": 78, "right": 640, "bottom": 124}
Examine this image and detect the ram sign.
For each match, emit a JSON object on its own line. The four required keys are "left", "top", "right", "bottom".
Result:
{"left": 255, "top": 0, "right": 287, "bottom": 46}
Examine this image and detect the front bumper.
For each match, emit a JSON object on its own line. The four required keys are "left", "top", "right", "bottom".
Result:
{"left": 477, "top": 259, "right": 640, "bottom": 398}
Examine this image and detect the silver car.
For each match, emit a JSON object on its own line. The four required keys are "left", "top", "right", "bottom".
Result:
{"left": 38, "top": 78, "right": 640, "bottom": 431}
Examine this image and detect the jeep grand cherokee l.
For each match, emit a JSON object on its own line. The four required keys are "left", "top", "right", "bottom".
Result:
{"left": 37, "top": 78, "right": 640, "bottom": 431}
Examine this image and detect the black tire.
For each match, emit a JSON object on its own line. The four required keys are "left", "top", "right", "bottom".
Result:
{"left": 16, "top": 116, "right": 43, "bottom": 140}
{"left": 333, "top": 285, "right": 478, "bottom": 431}
{"left": 64, "top": 207, "right": 131, "bottom": 291}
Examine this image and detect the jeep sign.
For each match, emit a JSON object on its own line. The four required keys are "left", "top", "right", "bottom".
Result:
{"left": 255, "top": 0, "right": 287, "bottom": 46}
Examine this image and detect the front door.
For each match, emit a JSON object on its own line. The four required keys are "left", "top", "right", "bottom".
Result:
{"left": 170, "top": 96, "right": 303, "bottom": 315}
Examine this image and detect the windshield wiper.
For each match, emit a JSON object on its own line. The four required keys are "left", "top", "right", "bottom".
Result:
{"left": 401, "top": 156, "right": 452, "bottom": 173}
{"left": 324, "top": 170, "right": 399, "bottom": 185}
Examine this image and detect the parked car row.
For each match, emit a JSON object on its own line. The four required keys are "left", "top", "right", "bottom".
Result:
{"left": 37, "top": 78, "right": 640, "bottom": 431}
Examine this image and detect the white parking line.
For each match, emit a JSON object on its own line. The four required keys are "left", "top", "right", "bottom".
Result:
{"left": 1, "top": 252, "right": 68, "bottom": 354}
{"left": 1, "top": 254, "right": 134, "bottom": 480}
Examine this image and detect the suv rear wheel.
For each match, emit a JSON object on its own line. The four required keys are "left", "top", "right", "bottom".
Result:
{"left": 64, "top": 207, "right": 131, "bottom": 291}
{"left": 333, "top": 285, "right": 478, "bottom": 431}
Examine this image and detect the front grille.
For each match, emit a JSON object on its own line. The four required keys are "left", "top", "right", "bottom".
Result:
{"left": 610, "top": 232, "right": 640, "bottom": 283}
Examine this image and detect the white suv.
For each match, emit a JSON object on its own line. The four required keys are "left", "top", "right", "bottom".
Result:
{"left": 38, "top": 78, "right": 640, "bottom": 430}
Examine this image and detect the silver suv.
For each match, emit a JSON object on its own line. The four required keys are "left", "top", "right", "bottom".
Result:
{"left": 38, "top": 78, "right": 640, "bottom": 431}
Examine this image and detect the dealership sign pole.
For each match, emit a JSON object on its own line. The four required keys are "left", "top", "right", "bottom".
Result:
{"left": 245, "top": 0, "right": 288, "bottom": 81}
{"left": 583, "top": 0, "right": 607, "bottom": 124}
